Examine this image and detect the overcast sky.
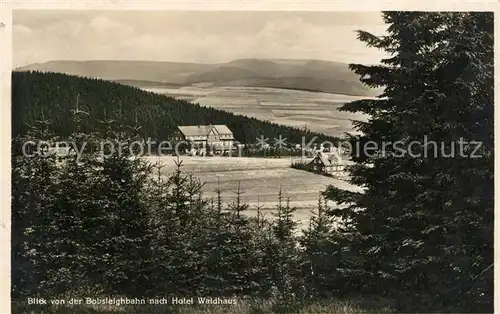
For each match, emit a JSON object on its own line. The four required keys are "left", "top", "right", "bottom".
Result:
{"left": 13, "top": 10, "right": 388, "bottom": 67}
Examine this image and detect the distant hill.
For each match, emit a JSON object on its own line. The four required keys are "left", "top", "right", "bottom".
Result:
{"left": 12, "top": 71, "right": 337, "bottom": 145}
{"left": 16, "top": 58, "right": 379, "bottom": 97}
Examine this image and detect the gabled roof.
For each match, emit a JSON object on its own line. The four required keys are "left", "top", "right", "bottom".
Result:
{"left": 177, "top": 124, "right": 234, "bottom": 137}
{"left": 178, "top": 125, "right": 213, "bottom": 137}
{"left": 212, "top": 125, "right": 233, "bottom": 136}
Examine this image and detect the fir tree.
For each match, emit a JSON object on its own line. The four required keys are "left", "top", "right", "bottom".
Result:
{"left": 324, "top": 12, "right": 493, "bottom": 312}
{"left": 266, "top": 188, "right": 302, "bottom": 309}
{"left": 300, "top": 194, "right": 337, "bottom": 298}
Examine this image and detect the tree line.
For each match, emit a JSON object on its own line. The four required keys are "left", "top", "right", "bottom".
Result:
{"left": 12, "top": 71, "right": 337, "bottom": 147}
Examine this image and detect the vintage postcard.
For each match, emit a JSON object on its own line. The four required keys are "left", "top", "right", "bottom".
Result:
{"left": 3, "top": 1, "right": 497, "bottom": 313}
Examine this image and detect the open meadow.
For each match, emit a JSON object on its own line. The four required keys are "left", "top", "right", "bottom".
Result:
{"left": 143, "top": 86, "right": 370, "bottom": 137}
{"left": 138, "top": 86, "right": 367, "bottom": 227}
{"left": 144, "top": 156, "right": 361, "bottom": 228}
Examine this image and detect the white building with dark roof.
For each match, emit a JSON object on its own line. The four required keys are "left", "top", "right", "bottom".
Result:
{"left": 177, "top": 124, "right": 235, "bottom": 151}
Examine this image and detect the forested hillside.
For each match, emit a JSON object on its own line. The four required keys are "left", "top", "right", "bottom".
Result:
{"left": 12, "top": 71, "right": 335, "bottom": 145}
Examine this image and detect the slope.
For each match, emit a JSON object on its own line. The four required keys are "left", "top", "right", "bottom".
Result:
{"left": 12, "top": 71, "right": 336, "bottom": 145}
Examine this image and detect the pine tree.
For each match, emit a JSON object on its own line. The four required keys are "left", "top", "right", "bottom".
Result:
{"left": 220, "top": 182, "right": 262, "bottom": 295}
{"left": 145, "top": 161, "right": 178, "bottom": 295}
{"left": 12, "top": 109, "right": 158, "bottom": 298}
{"left": 157, "top": 159, "right": 202, "bottom": 295}
{"left": 202, "top": 179, "right": 232, "bottom": 295}
{"left": 89, "top": 113, "right": 155, "bottom": 296}
{"left": 265, "top": 188, "right": 302, "bottom": 309}
{"left": 300, "top": 194, "right": 337, "bottom": 298}
{"left": 272, "top": 187, "right": 297, "bottom": 242}
{"left": 12, "top": 117, "right": 62, "bottom": 297}
{"left": 323, "top": 12, "right": 493, "bottom": 312}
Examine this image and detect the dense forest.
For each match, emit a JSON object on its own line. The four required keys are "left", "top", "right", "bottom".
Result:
{"left": 12, "top": 71, "right": 336, "bottom": 147}
{"left": 12, "top": 11, "right": 493, "bottom": 314}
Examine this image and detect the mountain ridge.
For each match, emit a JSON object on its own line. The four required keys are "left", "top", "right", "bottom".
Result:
{"left": 16, "top": 58, "right": 379, "bottom": 97}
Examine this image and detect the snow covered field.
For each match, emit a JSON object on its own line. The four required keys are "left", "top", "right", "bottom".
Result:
{"left": 144, "top": 156, "right": 361, "bottom": 227}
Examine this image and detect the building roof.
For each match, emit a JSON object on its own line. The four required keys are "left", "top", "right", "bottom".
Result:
{"left": 212, "top": 125, "right": 233, "bottom": 136}
{"left": 178, "top": 125, "right": 213, "bottom": 137}
{"left": 313, "top": 152, "right": 341, "bottom": 166}
{"left": 177, "top": 124, "right": 234, "bottom": 137}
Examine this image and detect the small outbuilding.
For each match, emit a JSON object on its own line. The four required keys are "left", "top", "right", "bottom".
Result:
{"left": 305, "top": 152, "right": 343, "bottom": 175}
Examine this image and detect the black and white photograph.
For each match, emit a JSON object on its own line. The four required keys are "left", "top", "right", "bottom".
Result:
{"left": 7, "top": 3, "right": 495, "bottom": 313}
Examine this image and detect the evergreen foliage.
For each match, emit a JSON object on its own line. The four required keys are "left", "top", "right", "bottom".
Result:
{"left": 12, "top": 71, "right": 336, "bottom": 146}
{"left": 12, "top": 112, "right": 304, "bottom": 306}
{"left": 323, "top": 12, "right": 494, "bottom": 312}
